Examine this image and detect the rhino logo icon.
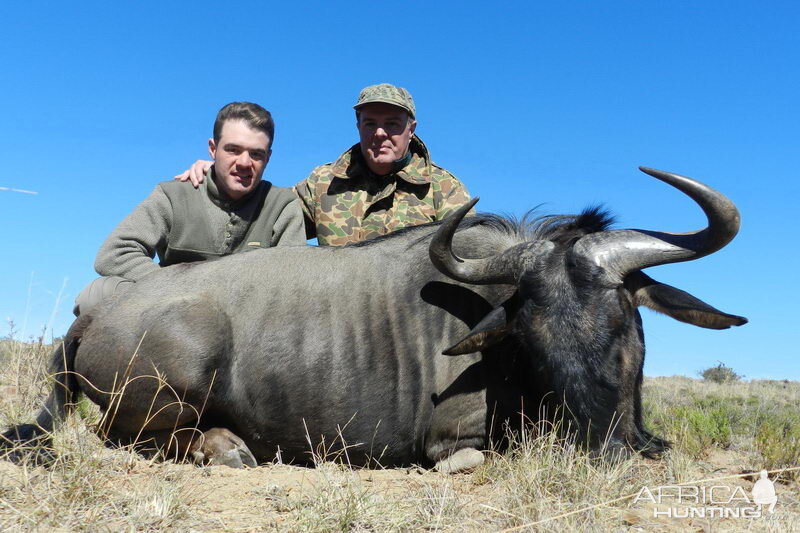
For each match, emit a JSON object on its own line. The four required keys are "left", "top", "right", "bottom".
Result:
{"left": 751, "top": 470, "right": 777, "bottom": 514}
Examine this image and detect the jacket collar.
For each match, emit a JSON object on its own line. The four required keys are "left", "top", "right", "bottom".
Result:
{"left": 329, "top": 136, "right": 433, "bottom": 185}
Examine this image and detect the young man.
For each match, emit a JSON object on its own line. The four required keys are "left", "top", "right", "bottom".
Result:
{"left": 75, "top": 102, "right": 306, "bottom": 315}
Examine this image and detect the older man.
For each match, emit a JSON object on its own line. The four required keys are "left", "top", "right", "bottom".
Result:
{"left": 294, "top": 83, "right": 471, "bottom": 245}
{"left": 75, "top": 102, "right": 306, "bottom": 315}
{"left": 178, "top": 84, "right": 471, "bottom": 245}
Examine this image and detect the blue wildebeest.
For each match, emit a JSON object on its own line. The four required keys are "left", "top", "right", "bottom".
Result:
{"left": 2, "top": 167, "right": 746, "bottom": 472}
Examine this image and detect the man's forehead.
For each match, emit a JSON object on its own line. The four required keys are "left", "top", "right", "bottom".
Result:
{"left": 219, "top": 119, "right": 271, "bottom": 146}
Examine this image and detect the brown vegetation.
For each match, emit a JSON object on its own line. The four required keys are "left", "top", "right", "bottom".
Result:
{"left": 1, "top": 337, "right": 798, "bottom": 531}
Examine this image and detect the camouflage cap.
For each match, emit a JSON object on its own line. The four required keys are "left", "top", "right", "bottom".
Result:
{"left": 354, "top": 83, "right": 416, "bottom": 118}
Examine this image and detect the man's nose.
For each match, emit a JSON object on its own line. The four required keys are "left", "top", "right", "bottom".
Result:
{"left": 374, "top": 126, "right": 389, "bottom": 139}
{"left": 236, "top": 152, "right": 252, "bottom": 166}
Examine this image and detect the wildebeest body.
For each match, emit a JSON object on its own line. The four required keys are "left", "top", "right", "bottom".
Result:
{"left": 76, "top": 233, "right": 515, "bottom": 466}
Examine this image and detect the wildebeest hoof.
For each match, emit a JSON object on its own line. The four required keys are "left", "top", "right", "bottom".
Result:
{"left": 1, "top": 424, "right": 55, "bottom": 466}
{"left": 591, "top": 440, "right": 633, "bottom": 463}
{"left": 2, "top": 444, "right": 56, "bottom": 466}
{"left": 214, "top": 446, "right": 258, "bottom": 468}
{"left": 434, "top": 447, "right": 484, "bottom": 474}
{"left": 190, "top": 427, "right": 257, "bottom": 468}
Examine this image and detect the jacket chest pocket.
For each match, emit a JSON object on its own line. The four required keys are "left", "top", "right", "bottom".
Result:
{"left": 393, "top": 191, "right": 436, "bottom": 228}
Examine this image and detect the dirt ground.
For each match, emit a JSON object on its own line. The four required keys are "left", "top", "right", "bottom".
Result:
{"left": 2, "top": 444, "right": 797, "bottom": 532}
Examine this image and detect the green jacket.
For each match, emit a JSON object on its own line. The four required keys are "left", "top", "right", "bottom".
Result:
{"left": 293, "top": 136, "right": 471, "bottom": 246}
{"left": 95, "top": 170, "right": 306, "bottom": 280}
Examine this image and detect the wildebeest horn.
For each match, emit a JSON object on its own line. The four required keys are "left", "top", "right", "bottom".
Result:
{"left": 429, "top": 198, "right": 514, "bottom": 284}
{"left": 574, "top": 167, "right": 741, "bottom": 279}
{"left": 429, "top": 198, "right": 553, "bottom": 285}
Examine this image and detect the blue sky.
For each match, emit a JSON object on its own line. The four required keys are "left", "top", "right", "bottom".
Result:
{"left": 1, "top": 2, "right": 797, "bottom": 379}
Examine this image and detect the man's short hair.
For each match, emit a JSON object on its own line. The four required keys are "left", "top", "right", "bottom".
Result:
{"left": 213, "top": 102, "right": 275, "bottom": 147}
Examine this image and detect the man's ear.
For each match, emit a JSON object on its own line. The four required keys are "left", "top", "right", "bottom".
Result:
{"left": 208, "top": 138, "right": 217, "bottom": 160}
{"left": 409, "top": 119, "right": 417, "bottom": 135}
{"left": 265, "top": 148, "right": 273, "bottom": 165}
{"left": 625, "top": 272, "right": 748, "bottom": 330}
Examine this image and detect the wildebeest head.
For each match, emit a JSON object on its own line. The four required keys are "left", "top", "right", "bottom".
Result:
{"left": 428, "top": 167, "right": 747, "bottom": 456}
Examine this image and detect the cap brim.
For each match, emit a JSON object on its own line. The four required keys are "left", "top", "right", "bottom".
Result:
{"left": 353, "top": 99, "right": 414, "bottom": 117}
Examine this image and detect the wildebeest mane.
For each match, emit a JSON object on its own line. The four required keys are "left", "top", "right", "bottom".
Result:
{"left": 523, "top": 205, "right": 615, "bottom": 245}
{"left": 347, "top": 205, "right": 616, "bottom": 248}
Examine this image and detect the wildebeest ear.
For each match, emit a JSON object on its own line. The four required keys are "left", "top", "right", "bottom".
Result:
{"left": 443, "top": 306, "right": 512, "bottom": 355}
{"left": 626, "top": 273, "right": 748, "bottom": 330}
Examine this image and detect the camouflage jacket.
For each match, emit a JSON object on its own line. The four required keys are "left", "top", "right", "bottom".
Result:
{"left": 293, "top": 136, "right": 471, "bottom": 246}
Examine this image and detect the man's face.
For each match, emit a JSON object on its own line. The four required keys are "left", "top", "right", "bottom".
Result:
{"left": 357, "top": 103, "right": 417, "bottom": 175}
{"left": 208, "top": 119, "right": 272, "bottom": 200}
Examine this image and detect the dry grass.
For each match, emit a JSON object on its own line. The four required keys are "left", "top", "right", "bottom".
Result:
{"left": 1, "top": 336, "right": 798, "bottom": 531}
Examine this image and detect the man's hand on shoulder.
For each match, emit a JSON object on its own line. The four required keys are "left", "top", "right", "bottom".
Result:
{"left": 174, "top": 160, "right": 213, "bottom": 188}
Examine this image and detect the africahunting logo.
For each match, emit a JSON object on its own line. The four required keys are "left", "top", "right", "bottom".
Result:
{"left": 634, "top": 470, "right": 778, "bottom": 519}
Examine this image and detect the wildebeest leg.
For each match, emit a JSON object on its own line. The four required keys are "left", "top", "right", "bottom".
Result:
{"left": 188, "top": 427, "right": 257, "bottom": 468}
{"left": 119, "top": 426, "right": 257, "bottom": 468}
{"left": 424, "top": 362, "right": 487, "bottom": 473}
{"left": 433, "top": 447, "right": 484, "bottom": 473}
{"left": 78, "top": 297, "right": 239, "bottom": 458}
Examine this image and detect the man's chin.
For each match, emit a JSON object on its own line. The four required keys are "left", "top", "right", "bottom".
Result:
{"left": 367, "top": 156, "right": 396, "bottom": 167}
{"left": 223, "top": 182, "right": 257, "bottom": 201}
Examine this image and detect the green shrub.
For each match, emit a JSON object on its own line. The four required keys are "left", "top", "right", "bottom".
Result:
{"left": 654, "top": 403, "right": 734, "bottom": 458}
{"left": 688, "top": 405, "right": 732, "bottom": 449}
{"left": 755, "top": 410, "right": 800, "bottom": 482}
{"left": 699, "top": 362, "right": 742, "bottom": 384}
